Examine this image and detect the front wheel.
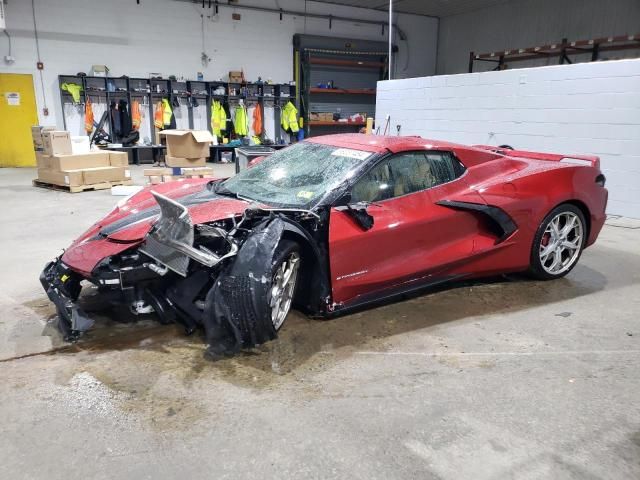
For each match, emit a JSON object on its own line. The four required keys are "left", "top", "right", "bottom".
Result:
{"left": 529, "top": 204, "right": 586, "bottom": 280}
{"left": 269, "top": 240, "right": 301, "bottom": 331}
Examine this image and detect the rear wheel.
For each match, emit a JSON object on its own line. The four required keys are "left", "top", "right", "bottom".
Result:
{"left": 529, "top": 204, "right": 586, "bottom": 280}
{"left": 269, "top": 240, "right": 301, "bottom": 331}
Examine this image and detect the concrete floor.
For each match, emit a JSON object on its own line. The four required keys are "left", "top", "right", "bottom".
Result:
{"left": 0, "top": 166, "right": 639, "bottom": 479}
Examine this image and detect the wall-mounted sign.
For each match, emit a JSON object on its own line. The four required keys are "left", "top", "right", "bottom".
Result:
{"left": 5, "top": 92, "right": 20, "bottom": 106}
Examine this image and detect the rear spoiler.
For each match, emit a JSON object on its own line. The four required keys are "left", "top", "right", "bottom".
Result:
{"left": 473, "top": 145, "right": 600, "bottom": 169}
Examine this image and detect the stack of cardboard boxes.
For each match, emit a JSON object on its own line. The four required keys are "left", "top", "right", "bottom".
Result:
{"left": 162, "top": 130, "right": 214, "bottom": 167}
{"left": 144, "top": 129, "right": 215, "bottom": 184}
{"left": 32, "top": 127, "right": 132, "bottom": 192}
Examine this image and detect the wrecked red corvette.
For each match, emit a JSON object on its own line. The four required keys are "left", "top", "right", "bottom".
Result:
{"left": 41, "top": 134, "right": 608, "bottom": 358}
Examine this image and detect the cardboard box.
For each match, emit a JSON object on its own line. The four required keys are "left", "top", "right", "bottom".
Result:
{"left": 109, "top": 151, "right": 129, "bottom": 167}
{"left": 47, "top": 152, "right": 111, "bottom": 171}
{"left": 37, "top": 166, "right": 128, "bottom": 186}
{"left": 31, "top": 126, "right": 56, "bottom": 150}
{"left": 37, "top": 168, "right": 84, "bottom": 187}
{"left": 70, "top": 136, "right": 91, "bottom": 154}
{"left": 90, "top": 65, "right": 110, "bottom": 77}
{"left": 42, "top": 131, "right": 72, "bottom": 155}
{"left": 78, "top": 166, "right": 128, "bottom": 185}
{"left": 35, "top": 152, "right": 50, "bottom": 169}
{"left": 165, "top": 156, "right": 207, "bottom": 167}
{"left": 228, "top": 70, "right": 244, "bottom": 83}
{"left": 162, "top": 130, "right": 213, "bottom": 158}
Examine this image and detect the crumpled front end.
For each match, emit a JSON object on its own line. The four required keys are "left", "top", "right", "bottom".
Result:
{"left": 40, "top": 188, "right": 330, "bottom": 358}
{"left": 40, "top": 259, "right": 93, "bottom": 340}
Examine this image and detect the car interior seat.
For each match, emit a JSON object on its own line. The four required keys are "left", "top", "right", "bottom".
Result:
{"left": 352, "top": 163, "right": 392, "bottom": 202}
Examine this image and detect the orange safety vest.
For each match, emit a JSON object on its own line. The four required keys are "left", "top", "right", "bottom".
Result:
{"left": 154, "top": 101, "right": 163, "bottom": 129}
{"left": 84, "top": 97, "right": 94, "bottom": 133}
{"left": 252, "top": 104, "right": 263, "bottom": 135}
{"left": 132, "top": 100, "right": 141, "bottom": 130}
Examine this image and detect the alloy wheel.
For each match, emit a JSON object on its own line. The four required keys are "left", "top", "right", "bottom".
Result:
{"left": 539, "top": 211, "right": 584, "bottom": 275}
{"left": 270, "top": 251, "right": 301, "bottom": 330}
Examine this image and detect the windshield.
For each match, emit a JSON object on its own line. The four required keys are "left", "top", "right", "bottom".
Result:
{"left": 219, "top": 142, "right": 374, "bottom": 208}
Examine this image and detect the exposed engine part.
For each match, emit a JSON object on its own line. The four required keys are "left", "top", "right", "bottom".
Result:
{"left": 145, "top": 263, "right": 169, "bottom": 276}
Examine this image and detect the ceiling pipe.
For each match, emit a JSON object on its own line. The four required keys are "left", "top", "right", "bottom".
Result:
{"left": 172, "top": 0, "right": 407, "bottom": 41}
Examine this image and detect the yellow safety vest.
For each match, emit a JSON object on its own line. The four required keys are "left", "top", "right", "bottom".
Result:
{"left": 281, "top": 101, "right": 299, "bottom": 133}
{"left": 210, "top": 100, "right": 226, "bottom": 137}
{"left": 61, "top": 83, "right": 83, "bottom": 103}
{"left": 234, "top": 105, "right": 248, "bottom": 136}
{"left": 161, "top": 99, "right": 173, "bottom": 126}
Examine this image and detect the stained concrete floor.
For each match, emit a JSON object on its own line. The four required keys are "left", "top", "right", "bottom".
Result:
{"left": 0, "top": 166, "right": 639, "bottom": 479}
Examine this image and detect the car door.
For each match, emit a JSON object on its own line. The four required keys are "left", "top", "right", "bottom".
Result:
{"left": 328, "top": 150, "right": 483, "bottom": 306}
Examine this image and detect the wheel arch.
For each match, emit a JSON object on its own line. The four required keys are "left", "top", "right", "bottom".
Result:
{"left": 550, "top": 199, "right": 591, "bottom": 240}
{"left": 280, "top": 221, "right": 332, "bottom": 314}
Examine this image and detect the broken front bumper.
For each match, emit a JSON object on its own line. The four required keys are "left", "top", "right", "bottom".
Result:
{"left": 40, "top": 259, "right": 93, "bottom": 341}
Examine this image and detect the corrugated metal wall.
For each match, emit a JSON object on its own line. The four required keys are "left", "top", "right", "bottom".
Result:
{"left": 437, "top": 0, "right": 640, "bottom": 75}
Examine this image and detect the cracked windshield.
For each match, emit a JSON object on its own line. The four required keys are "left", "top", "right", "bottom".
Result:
{"left": 219, "top": 142, "right": 374, "bottom": 207}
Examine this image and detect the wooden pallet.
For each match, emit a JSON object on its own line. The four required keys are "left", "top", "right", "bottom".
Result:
{"left": 144, "top": 166, "right": 214, "bottom": 184}
{"left": 33, "top": 179, "right": 134, "bottom": 193}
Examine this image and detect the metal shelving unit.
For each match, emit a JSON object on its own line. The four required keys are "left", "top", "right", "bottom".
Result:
{"left": 207, "top": 80, "right": 294, "bottom": 145}
{"left": 58, "top": 75, "right": 294, "bottom": 144}
{"left": 469, "top": 33, "right": 640, "bottom": 72}
{"left": 294, "top": 34, "right": 389, "bottom": 138}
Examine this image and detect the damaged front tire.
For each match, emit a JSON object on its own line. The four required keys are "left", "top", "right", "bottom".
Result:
{"left": 203, "top": 217, "right": 303, "bottom": 359}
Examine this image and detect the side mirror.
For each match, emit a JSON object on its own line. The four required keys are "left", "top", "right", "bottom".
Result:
{"left": 345, "top": 201, "right": 374, "bottom": 231}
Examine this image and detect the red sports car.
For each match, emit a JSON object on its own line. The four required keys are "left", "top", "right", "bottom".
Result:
{"left": 41, "top": 134, "right": 608, "bottom": 358}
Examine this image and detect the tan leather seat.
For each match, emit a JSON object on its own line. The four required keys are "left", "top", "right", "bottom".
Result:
{"left": 353, "top": 163, "right": 392, "bottom": 202}
{"left": 416, "top": 160, "right": 435, "bottom": 189}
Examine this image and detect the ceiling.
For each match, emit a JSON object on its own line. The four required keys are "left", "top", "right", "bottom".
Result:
{"left": 309, "top": 0, "right": 511, "bottom": 18}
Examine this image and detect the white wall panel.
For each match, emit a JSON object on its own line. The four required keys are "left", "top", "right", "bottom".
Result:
{"left": 375, "top": 59, "right": 640, "bottom": 218}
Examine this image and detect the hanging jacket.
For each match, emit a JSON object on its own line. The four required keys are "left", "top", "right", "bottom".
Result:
{"left": 131, "top": 100, "right": 141, "bottom": 130}
{"left": 223, "top": 102, "right": 233, "bottom": 136}
{"left": 210, "top": 100, "right": 226, "bottom": 137}
{"left": 119, "top": 100, "right": 132, "bottom": 138}
{"left": 234, "top": 104, "right": 249, "bottom": 137}
{"left": 252, "top": 104, "right": 263, "bottom": 136}
{"left": 162, "top": 98, "right": 176, "bottom": 129}
{"left": 84, "top": 97, "right": 94, "bottom": 133}
{"left": 61, "top": 82, "right": 83, "bottom": 103}
{"left": 281, "top": 101, "right": 299, "bottom": 133}
{"left": 154, "top": 101, "right": 164, "bottom": 129}
{"left": 110, "top": 101, "right": 121, "bottom": 137}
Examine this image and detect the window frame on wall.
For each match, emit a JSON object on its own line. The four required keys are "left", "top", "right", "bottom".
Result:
{"left": 349, "top": 150, "right": 467, "bottom": 204}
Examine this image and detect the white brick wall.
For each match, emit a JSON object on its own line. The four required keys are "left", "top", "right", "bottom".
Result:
{"left": 375, "top": 59, "right": 640, "bottom": 218}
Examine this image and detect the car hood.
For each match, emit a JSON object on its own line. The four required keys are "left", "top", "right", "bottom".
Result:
{"left": 61, "top": 179, "right": 250, "bottom": 275}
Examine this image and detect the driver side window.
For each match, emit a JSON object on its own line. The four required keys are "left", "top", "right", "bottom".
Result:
{"left": 351, "top": 151, "right": 464, "bottom": 203}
